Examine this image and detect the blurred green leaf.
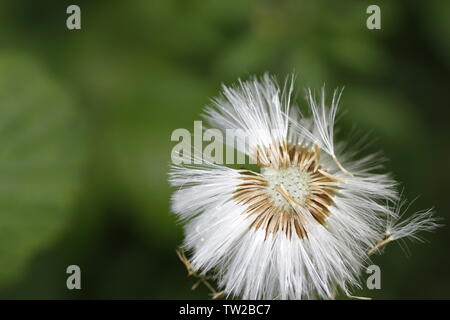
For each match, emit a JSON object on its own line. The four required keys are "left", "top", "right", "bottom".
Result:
{"left": 0, "top": 52, "right": 86, "bottom": 288}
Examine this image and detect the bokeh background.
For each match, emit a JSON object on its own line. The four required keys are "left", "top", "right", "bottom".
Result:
{"left": 0, "top": 0, "right": 448, "bottom": 299}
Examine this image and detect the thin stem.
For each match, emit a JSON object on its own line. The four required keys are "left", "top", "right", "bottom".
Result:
{"left": 176, "top": 247, "right": 224, "bottom": 299}
{"left": 332, "top": 154, "right": 353, "bottom": 177}
{"left": 348, "top": 295, "right": 372, "bottom": 300}
{"left": 368, "top": 236, "right": 393, "bottom": 255}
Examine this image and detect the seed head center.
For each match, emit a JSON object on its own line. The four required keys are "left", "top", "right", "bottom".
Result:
{"left": 262, "top": 166, "right": 311, "bottom": 209}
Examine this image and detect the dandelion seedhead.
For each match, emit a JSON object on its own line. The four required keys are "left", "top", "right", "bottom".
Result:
{"left": 169, "top": 74, "right": 440, "bottom": 300}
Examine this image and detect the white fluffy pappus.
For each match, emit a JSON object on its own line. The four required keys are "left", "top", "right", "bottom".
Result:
{"left": 169, "top": 74, "right": 440, "bottom": 300}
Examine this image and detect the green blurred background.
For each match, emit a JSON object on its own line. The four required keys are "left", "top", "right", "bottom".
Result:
{"left": 0, "top": 0, "right": 448, "bottom": 299}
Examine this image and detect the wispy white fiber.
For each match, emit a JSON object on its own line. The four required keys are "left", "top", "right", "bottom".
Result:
{"left": 203, "top": 74, "right": 294, "bottom": 156}
{"left": 290, "top": 87, "right": 343, "bottom": 157}
{"left": 386, "top": 199, "right": 441, "bottom": 242}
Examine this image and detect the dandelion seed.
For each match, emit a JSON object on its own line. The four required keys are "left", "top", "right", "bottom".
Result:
{"left": 169, "top": 74, "right": 439, "bottom": 300}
